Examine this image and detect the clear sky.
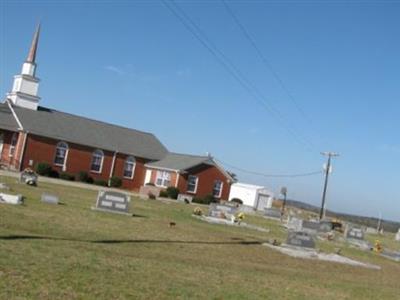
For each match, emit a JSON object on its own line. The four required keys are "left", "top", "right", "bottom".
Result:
{"left": 1, "top": 1, "right": 399, "bottom": 221}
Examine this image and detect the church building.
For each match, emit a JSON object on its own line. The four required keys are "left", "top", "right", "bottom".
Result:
{"left": 0, "top": 25, "right": 234, "bottom": 200}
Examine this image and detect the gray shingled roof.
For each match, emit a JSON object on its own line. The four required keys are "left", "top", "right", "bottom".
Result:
{"left": 145, "top": 152, "right": 214, "bottom": 171}
{"left": 0, "top": 103, "right": 20, "bottom": 131}
{"left": 6, "top": 104, "right": 168, "bottom": 160}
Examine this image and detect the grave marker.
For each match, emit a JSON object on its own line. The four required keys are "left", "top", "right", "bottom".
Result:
{"left": 346, "top": 226, "right": 365, "bottom": 240}
{"left": 93, "top": 190, "right": 131, "bottom": 215}
{"left": 264, "top": 208, "right": 281, "bottom": 220}
{"left": 41, "top": 193, "right": 59, "bottom": 205}
{"left": 208, "top": 203, "right": 238, "bottom": 220}
{"left": 20, "top": 169, "right": 38, "bottom": 186}
{"left": 286, "top": 231, "right": 316, "bottom": 249}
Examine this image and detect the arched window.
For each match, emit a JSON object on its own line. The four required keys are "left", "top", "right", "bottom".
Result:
{"left": 123, "top": 156, "right": 136, "bottom": 179}
{"left": 54, "top": 141, "right": 69, "bottom": 168}
{"left": 91, "top": 149, "right": 104, "bottom": 173}
{"left": 9, "top": 133, "right": 18, "bottom": 157}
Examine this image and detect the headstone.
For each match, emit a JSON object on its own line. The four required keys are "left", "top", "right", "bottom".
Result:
{"left": 177, "top": 194, "right": 193, "bottom": 204}
{"left": 0, "top": 182, "right": 9, "bottom": 190}
{"left": 287, "top": 216, "right": 303, "bottom": 231}
{"left": 302, "top": 220, "right": 333, "bottom": 235}
{"left": 20, "top": 169, "right": 38, "bottom": 186}
{"left": 263, "top": 208, "right": 281, "bottom": 220}
{"left": 93, "top": 190, "right": 131, "bottom": 215}
{"left": 208, "top": 203, "right": 238, "bottom": 220}
{"left": 395, "top": 229, "right": 400, "bottom": 242}
{"left": 0, "top": 193, "right": 23, "bottom": 205}
{"left": 346, "top": 226, "right": 365, "bottom": 240}
{"left": 41, "top": 193, "right": 59, "bottom": 205}
{"left": 286, "top": 231, "right": 316, "bottom": 249}
{"left": 381, "top": 250, "right": 400, "bottom": 262}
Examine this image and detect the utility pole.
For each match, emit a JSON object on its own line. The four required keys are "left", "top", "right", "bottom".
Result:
{"left": 319, "top": 152, "right": 339, "bottom": 220}
{"left": 280, "top": 186, "right": 287, "bottom": 221}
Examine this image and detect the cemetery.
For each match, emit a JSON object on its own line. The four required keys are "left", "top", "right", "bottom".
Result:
{"left": 0, "top": 174, "right": 399, "bottom": 299}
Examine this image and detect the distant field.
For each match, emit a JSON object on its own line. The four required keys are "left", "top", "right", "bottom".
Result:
{"left": 0, "top": 176, "right": 399, "bottom": 300}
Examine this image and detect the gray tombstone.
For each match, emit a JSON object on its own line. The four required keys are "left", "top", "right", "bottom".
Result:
{"left": 41, "top": 193, "right": 59, "bottom": 204}
{"left": 264, "top": 208, "right": 282, "bottom": 219}
{"left": 94, "top": 190, "right": 131, "bottom": 215}
{"left": 286, "top": 231, "right": 316, "bottom": 249}
{"left": 346, "top": 226, "right": 365, "bottom": 240}
{"left": 177, "top": 194, "right": 193, "bottom": 204}
{"left": 208, "top": 203, "right": 238, "bottom": 219}
{"left": 381, "top": 250, "right": 400, "bottom": 262}
{"left": 20, "top": 170, "right": 38, "bottom": 186}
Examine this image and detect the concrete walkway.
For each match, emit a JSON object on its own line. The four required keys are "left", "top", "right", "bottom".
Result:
{"left": 0, "top": 170, "right": 141, "bottom": 197}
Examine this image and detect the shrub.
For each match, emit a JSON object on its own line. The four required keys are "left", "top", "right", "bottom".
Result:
{"left": 94, "top": 179, "right": 108, "bottom": 186}
{"left": 148, "top": 192, "right": 156, "bottom": 200}
{"left": 35, "top": 162, "right": 52, "bottom": 176}
{"left": 159, "top": 190, "right": 169, "bottom": 198}
{"left": 77, "top": 171, "right": 93, "bottom": 183}
{"left": 48, "top": 169, "right": 59, "bottom": 178}
{"left": 109, "top": 176, "right": 122, "bottom": 188}
{"left": 230, "top": 198, "right": 243, "bottom": 205}
{"left": 192, "top": 195, "right": 216, "bottom": 205}
{"left": 166, "top": 187, "right": 179, "bottom": 199}
{"left": 60, "top": 172, "right": 75, "bottom": 181}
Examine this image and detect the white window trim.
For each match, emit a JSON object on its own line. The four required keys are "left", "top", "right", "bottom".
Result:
{"left": 155, "top": 170, "right": 171, "bottom": 188}
{"left": 90, "top": 149, "right": 104, "bottom": 174}
{"left": 213, "top": 180, "right": 223, "bottom": 198}
{"left": 0, "top": 132, "right": 4, "bottom": 158}
{"left": 54, "top": 141, "right": 69, "bottom": 171}
{"left": 9, "top": 133, "right": 18, "bottom": 157}
{"left": 123, "top": 156, "right": 136, "bottom": 179}
{"left": 187, "top": 175, "right": 198, "bottom": 194}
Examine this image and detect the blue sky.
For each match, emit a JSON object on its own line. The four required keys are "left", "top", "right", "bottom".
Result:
{"left": 1, "top": 1, "right": 399, "bottom": 221}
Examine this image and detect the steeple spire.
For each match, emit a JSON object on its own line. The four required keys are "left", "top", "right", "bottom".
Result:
{"left": 26, "top": 23, "right": 40, "bottom": 63}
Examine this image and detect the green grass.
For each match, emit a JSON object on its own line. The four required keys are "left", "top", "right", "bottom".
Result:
{"left": 0, "top": 176, "right": 399, "bottom": 299}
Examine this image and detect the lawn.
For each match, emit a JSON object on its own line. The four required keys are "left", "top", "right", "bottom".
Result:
{"left": 0, "top": 175, "right": 399, "bottom": 300}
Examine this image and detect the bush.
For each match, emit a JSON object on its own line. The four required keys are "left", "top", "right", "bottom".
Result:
{"left": 109, "top": 176, "right": 122, "bottom": 188}
{"left": 94, "top": 179, "right": 108, "bottom": 186}
{"left": 60, "top": 172, "right": 75, "bottom": 181}
{"left": 166, "top": 187, "right": 179, "bottom": 199}
{"left": 148, "top": 192, "right": 156, "bottom": 200}
{"left": 77, "top": 171, "right": 93, "bottom": 183}
{"left": 230, "top": 198, "right": 243, "bottom": 205}
{"left": 159, "top": 190, "right": 168, "bottom": 198}
{"left": 36, "top": 162, "right": 52, "bottom": 176}
{"left": 192, "top": 194, "right": 216, "bottom": 205}
{"left": 48, "top": 169, "right": 59, "bottom": 178}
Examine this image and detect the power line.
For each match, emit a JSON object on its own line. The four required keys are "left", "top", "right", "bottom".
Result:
{"left": 162, "top": 0, "right": 317, "bottom": 152}
{"left": 221, "top": 0, "right": 322, "bottom": 143}
{"left": 215, "top": 158, "right": 323, "bottom": 178}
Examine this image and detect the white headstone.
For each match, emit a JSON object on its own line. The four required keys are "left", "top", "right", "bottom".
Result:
{"left": 395, "top": 229, "right": 400, "bottom": 242}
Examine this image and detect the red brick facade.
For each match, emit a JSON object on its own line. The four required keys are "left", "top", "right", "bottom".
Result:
{"left": 146, "top": 164, "right": 231, "bottom": 200}
{"left": 0, "top": 130, "right": 232, "bottom": 197}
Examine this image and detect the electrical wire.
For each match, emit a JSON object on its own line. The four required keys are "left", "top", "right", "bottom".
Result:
{"left": 216, "top": 158, "right": 323, "bottom": 178}
{"left": 162, "top": 0, "right": 317, "bottom": 153}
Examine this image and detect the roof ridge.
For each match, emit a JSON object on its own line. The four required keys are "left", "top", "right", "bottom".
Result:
{"left": 168, "top": 151, "right": 210, "bottom": 159}
{"left": 35, "top": 106, "right": 163, "bottom": 139}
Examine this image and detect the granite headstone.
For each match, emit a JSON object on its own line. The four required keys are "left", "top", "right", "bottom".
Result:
{"left": 286, "top": 231, "right": 316, "bottom": 249}
{"left": 41, "top": 193, "right": 59, "bottom": 204}
{"left": 94, "top": 190, "right": 131, "bottom": 215}
{"left": 208, "top": 203, "right": 238, "bottom": 219}
{"left": 20, "top": 170, "right": 38, "bottom": 186}
{"left": 264, "top": 208, "right": 282, "bottom": 219}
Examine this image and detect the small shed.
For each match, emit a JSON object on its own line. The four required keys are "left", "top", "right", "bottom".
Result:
{"left": 229, "top": 182, "right": 274, "bottom": 211}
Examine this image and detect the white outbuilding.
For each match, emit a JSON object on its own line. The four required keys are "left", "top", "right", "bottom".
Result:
{"left": 229, "top": 182, "right": 274, "bottom": 211}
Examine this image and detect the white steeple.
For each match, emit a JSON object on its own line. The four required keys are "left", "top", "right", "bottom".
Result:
{"left": 7, "top": 24, "right": 41, "bottom": 110}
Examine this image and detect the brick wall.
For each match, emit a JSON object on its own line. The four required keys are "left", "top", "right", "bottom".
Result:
{"left": 146, "top": 164, "right": 231, "bottom": 200}
{"left": 20, "top": 134, "right": 149, "bottom": 191}
{"left": 0, "top": 130, "right": 25, "bottom": 170}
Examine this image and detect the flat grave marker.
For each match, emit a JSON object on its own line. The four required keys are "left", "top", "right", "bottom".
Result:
{"left": 41, "top": 193, "right": 59, "bottom": 205}
{"left": 93, "top": 190, "right": 131, "bottom": 215}
{"left": 286, "top": 231, "right": 316, "bottom": 249}
{"left": 263, "top": 208, "right": 282, "bottom": 220}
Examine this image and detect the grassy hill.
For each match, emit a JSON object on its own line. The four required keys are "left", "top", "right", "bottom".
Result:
{"left": 0, "top": 176, "right": 399, "bottom": 299}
